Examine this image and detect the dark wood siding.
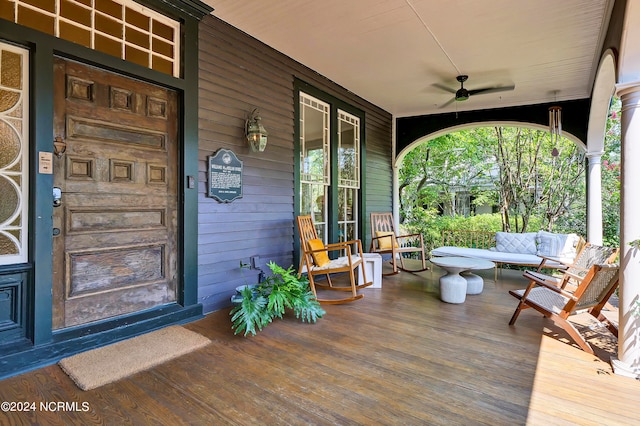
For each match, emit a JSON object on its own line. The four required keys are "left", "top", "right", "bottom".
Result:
{"left": 363, "top": 114, "right": 394, "bottom": 244}
{"left": 198, "top": 16, "right": 392, "bottom": 312}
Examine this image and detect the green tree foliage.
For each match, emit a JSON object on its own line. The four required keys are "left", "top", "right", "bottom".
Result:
{"left": 399, "top": 132, "right": 495, "bottom": 222}
{"left": 401, "top": 127, "right": 585, "bottom": 232}
{"left": 491, "top": 127, "right": 585, "bottom": 233}
{"left": 601, "top": 97, "right": 621, "bottom": 246}
{"left": 400, "top": 100, "right": 621, "bottom": 246}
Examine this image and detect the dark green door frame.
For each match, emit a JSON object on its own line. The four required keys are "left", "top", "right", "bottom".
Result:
{"left": 0, "top": 0, "right": 211, "bottom": 377}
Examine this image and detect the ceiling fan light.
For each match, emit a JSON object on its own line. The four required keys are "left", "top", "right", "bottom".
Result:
{"left": 455, "top": 88, "right": 469, "bottom": 101}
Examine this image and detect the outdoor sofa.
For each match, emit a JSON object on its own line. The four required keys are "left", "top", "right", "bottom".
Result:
{"left": 431, "top": 231, "right": 582, "bottom": 279}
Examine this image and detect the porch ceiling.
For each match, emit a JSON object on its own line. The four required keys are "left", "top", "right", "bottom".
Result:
{"left": 207, "top": 0, "right": 614, "bottom": 117}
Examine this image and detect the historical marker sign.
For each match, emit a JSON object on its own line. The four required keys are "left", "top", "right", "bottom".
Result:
{"left": 208, "top": 148, "right": 243, "bottom": 203}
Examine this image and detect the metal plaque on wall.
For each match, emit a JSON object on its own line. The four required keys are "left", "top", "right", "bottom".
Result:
{"left": 208, "top": 148, "right": 243, "bottom": 203}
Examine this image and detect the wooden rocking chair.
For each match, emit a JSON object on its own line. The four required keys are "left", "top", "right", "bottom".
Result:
{"left": 508, "top": 263, "right": 620, "bottom": 354}
{"left": 369, "top": 212, "right": 428, "bottom": 275}
{"left": 296, "top": 215, "right": 372, "bottom": 304}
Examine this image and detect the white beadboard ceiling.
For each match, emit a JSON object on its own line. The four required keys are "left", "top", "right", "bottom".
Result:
{"left": 205, "top": 0, "right": 614, "bottom": 118}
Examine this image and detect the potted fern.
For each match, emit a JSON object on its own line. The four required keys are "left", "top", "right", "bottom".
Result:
{"left": 230, "top": 261, "right": 325, "bottom": 336}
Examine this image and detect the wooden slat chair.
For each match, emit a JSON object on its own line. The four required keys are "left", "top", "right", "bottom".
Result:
{"left": 369, "top": 212, "right": 428, "bottom": 275}
{"left": 532, "top": 243, "right": 619, "bottom": 290}
{"left": 296, "top": 215, "right": 372, "bottom": 304}
{"left": 508, "top": 263, "right": 620, "bottom": 354}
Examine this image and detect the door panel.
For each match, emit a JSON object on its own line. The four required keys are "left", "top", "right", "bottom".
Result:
{"left": 52, "top": 58, "right": 179, "bottom": 329}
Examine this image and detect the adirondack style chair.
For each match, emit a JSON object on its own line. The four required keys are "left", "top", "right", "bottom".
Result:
{"left": 508, "top": 263, "right": 620, "bottom": 354}
{"left": 369, "top": 212, "right": 428, "bottom": 275}
{"left": 297, "top": 215, "right": 372, "bottom": 304}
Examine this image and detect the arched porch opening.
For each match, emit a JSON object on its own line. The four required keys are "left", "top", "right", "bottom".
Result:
{"left": 392, "top": 121, "right": 587, "bottom": 233}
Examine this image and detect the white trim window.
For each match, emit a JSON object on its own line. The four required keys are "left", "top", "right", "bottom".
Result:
{"left": 300, "top": 93, "right": 330, "bottom": 241}
{"left": 337, "top": 110, "right": 360, "bottom": 242}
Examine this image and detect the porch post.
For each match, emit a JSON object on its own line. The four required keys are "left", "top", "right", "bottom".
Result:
{"left": 392, "top": 117, "right": 400, "bottom": 227}
{"left": 585, "top": 152, "right": 604, "bottom": 245}
{"left": 611, "top": 83, "right": 640, "bottom": 379}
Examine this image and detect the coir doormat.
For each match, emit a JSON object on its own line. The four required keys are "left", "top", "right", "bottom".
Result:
{"left": 58, "top": 325, "right": 210, "bottom": 391}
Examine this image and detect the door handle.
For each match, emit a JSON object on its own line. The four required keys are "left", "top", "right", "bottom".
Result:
{"left": 53, "top": 187, "right": 62, "bottom": 207}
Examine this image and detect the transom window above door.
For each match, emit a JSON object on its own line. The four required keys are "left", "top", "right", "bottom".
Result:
{"left": 3, "top": 0, "right": 180, "bottom": 77}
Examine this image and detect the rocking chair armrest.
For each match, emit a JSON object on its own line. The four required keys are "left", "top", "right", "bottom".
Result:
{"left": 371, "top": 235, "right": 394, "bottom": 242}
{"left": 395, "top": 233, "right": 423, "bottom": 240}
{"left": 324, "top": 240, "right": 356, "bottom": 249}
{"left": 340, "top": 239, "right": 363, "bottom": 246}
{"left": 324, "top": 240, "right": 363, "bottom": 253}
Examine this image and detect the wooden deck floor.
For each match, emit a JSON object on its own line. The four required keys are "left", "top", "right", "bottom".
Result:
{"left": 1, "top": 263, "right": 638, "bottom": 425}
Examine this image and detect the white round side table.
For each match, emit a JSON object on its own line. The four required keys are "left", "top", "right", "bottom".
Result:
{"left": 429, "top": 257, "right": 495, "bottom": 303}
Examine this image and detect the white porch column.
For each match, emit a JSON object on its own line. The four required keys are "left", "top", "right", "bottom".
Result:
{"left": 392, "top": 117, "right": 400, "bottom": 228}
{"left": 611, "top": 84, "right": 640, "bottom": 379}
{"left": 393, "top": 164, "right": 400, "bottom": 225}
{"left": 585, "top": 152, "right": 604, "bottom": 245}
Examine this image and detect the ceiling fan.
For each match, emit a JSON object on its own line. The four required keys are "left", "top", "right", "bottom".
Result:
{"left": 438, "top": 75, "right": 515, "bottom": 107}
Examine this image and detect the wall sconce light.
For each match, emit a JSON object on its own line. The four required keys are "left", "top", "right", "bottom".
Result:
{"left": 246, "top": 108, "right": 268, "bottom": 152}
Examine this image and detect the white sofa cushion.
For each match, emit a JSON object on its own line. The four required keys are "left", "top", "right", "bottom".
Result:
{"left": 535, "top": 231, "right": 580, "bottom": 258}
{"left": 494, "top": 232, "right": 537, "bottom": 255}
{"left": 430, "top": 246, "right": 566, "bottom": 268}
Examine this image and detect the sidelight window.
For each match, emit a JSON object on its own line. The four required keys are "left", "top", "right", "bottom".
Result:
{"left": 0, "top": 43, "right": 29, "bottom": 265}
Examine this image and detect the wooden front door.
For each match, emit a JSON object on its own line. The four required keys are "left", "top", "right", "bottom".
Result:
{"left": 52, "top": 58, "right": 179, "bottom": 329}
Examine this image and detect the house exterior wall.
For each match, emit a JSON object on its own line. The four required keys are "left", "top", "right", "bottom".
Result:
{"left": 197, "top": 16, "right": 393, "bottom": 312}
{"left": 0, "top": 5, "right": 391, "bottom": 379}
{"left": 0, "top": 0, "right": 210, "bottom": 380}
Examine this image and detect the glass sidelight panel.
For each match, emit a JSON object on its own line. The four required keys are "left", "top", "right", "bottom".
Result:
{"left": 0, "top": 43, "right": 28, "bottom": 265}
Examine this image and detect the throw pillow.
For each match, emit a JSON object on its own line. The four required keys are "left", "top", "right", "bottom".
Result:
{"left": 536, "top": 231, "right": 580, "bottom": 259}
{"left": 307, "top": 239, "right": 330, "bottom": 267}
{"left": 376, "top": 231, "right": 398, "bottom": 250}
{"left": 535, "top": 231, "right": 559, "bottom": 257}
{"left": 557, "top": 233, "right": 580, "bottom": 258}
{"left": 495, "top": 232, "right": 537, "bottom": 254}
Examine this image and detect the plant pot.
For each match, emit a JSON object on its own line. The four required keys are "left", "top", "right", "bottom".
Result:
{"left": 231, "top": 284, "right": 262, "bottom": 305}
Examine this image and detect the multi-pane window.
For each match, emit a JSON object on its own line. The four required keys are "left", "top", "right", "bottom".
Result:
{"left": 299, "top": 93, "right": 330, "bottom": 241}
{"left": 0, "top": 43, "right": 28, "bottom": 265}
{"left": 2, "top": 0, "right": 180, "bottom": 77}
{"left": 299, "top": 91, "right": 361, "bottom": 245}
{"left": 337, "top": 110, "right": 360, "bottom": 242}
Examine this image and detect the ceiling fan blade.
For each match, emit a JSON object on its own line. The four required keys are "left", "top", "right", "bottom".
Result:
{"left": 439, "top": 98, "right": 455, "bottom": 108}
{"left": 468, "top": 85, "right": 515, "bottom": 96}
{"left": 431, "top": 83, "right": 456, "bottom": 94}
